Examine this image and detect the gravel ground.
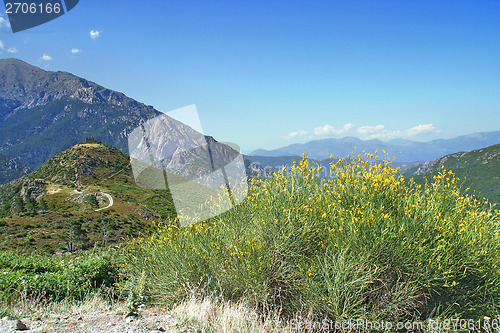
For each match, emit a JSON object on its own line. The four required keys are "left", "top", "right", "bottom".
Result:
{"left": 0, "top": 308, "right": 193, "bottom": 333}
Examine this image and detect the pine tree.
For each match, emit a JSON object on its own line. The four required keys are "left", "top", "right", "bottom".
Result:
{"left": 60, "top": 218, "right": 88, "bottom": 252}
{"left": 24, "top": 195, "right": 38, "bottom": 213}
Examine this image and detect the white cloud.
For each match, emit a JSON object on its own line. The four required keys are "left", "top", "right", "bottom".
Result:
{"left": 40, "top": 53, "right": 52, "bottom": 61}
{"left": 7, "top": 47, "right": 18, "bottom": 54}
{"left": 282, "top": 130, "right": 308, "bottom": 140}
{"left": 0, "top": 40, "right": 4, "bottom": 50}
{"left": 367, "top": 130, "right": 402, "bottom": 140}
{"left": 314, "top": 123, "right": 354, "bottom": 136}
{"left": 90, "top": 30, "right": 101, "bottom": 39}
{"left": 406, "top": 123, "right": 440, "bottom": 136}
{"left": 71, "top": 48, "right": 80, "bottom": 53}
{"left": 357, "top": 124, "right": 385, "bottom": 134}
{"left": 0, "top": 17, "right": 10, "bottom": 28}
{"left": 357, "top": 123, "right": 440, "bottom": 140}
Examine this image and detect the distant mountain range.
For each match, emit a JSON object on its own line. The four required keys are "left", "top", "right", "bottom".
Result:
{"left": 250, "top": 132, "right": 500, "bottom": 162}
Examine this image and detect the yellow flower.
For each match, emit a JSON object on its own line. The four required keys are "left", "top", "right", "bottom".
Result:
{"left": 451, "top": 281, "right": 458, "bottom": 287}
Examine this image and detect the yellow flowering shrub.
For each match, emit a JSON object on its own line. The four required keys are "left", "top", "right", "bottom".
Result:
{"left": 123, "top": 152, "right": 500, "bottom": 321}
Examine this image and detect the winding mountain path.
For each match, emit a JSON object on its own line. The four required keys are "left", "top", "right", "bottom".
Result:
{"left": 95, "top": 192, "right": 113, "bottom": 211}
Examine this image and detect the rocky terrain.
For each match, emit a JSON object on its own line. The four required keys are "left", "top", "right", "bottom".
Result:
{"left": 0, "top": 155, "right": 31, "bottom": 185}
{"left": 0, "top": 307, "right": 191, "bottom": 333}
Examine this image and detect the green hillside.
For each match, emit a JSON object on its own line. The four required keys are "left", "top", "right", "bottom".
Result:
{"left": 0, "top": 142, "right": 176, "bottom": 253}
{"left": 405, "top": 143, "right": 500, "bottom": 205}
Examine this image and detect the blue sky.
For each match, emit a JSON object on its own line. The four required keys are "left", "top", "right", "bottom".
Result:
{"left": 1, "top": 1, "right": 499, "bottom": 153}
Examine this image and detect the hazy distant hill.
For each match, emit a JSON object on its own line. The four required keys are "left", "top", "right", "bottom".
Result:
{"left": 251, "top": 132, "right": 500, "bottom": 162}
{"left": 0, "top": 58, "right": 163, "bottom": 171}
{"left": 0, "top": 142, "right": 177, "bottom": 252}
{"left": 405, "top": 143, "right": 500, "bottom": 205}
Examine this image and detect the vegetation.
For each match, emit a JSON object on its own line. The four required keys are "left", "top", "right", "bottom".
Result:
{"left": 123, "top": 152, "right": 500, "bottom": 322}
{"left": 0, "top": 250, "right": 122, "bottom": 303}
{"left": 0, "top": 142, "right": 176, "bottom": 252}
{"left": 406, "top": 143, "right": 500, "bottom": 206}
{"left": 1, "top": 151, "right": 499, "bottom": 328}
{"left": 57, "top": 218, "right": 89, "bottom": 252}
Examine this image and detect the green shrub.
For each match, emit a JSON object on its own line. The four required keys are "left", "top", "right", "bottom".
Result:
{"left": 0, "top": 250, "right": 123, "bottom": 302}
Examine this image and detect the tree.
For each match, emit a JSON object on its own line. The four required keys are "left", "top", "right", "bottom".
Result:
{"left": 87, "top": 194, "right": 99, "bottom": 209}
{"left": 98, "top": 217, "right": 110, "bottom": 245}
{"left": 59, "top": 218, "right": 88, "bottom": 252}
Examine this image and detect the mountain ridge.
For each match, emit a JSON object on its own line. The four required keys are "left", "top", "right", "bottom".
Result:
{"left": 0, "top": 58, "right": 239, "bottom": 186}
{"left": 0, "top": 58, "right": 165, "bottom": 172}
{"left": 251, "top": 131, "right": 500, "bottom": 162}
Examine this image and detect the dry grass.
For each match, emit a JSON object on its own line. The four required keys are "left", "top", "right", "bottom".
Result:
{"left": 171, "top": 296, "right": 310, "bottom": 332}
{"left": 0, "top": 294, "right": 124, "bottom": 319}
{"left": 2, "top": 295, "right": 310, "bottom": 332}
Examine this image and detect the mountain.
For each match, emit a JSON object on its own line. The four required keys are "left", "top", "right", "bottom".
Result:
{"left": 404, "top": 143, "right": 500, "bottom": 205}
{"left": 0, "top": 58, "right": 244, "bottom": 188}
{"left": 0, "top": 58, "right": 163, "bottom": 172}
{"left": 251, "top": 132, "right": 500, "bottom": 162}
{"left": 244, "top": 155, "right": 411, "bottom": 178}
{"left": 0, "top": 154, "right": 31, "bottom": 184}
{"left": 0, "top": 142, "right": 176, "bottom": 253}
